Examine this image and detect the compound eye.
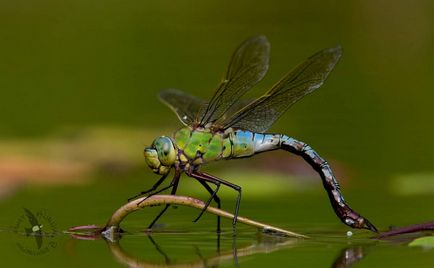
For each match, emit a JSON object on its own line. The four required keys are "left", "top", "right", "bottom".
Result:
{"left": 162, "top": 141, "right": 171, "bottom": 155}
{"left": 153, "top": 137, "right": 176, "bottom": 166}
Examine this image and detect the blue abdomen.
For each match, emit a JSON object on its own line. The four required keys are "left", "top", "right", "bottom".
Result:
{"left": 230, "top": 130, "right": 282, "bottom": 158}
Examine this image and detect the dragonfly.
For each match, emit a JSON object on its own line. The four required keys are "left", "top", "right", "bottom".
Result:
{"left": 131, "top": 35, "right": 377, "bottom": 233}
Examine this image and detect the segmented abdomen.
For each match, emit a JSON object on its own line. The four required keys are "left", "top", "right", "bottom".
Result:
{"left": 219, "top": 130, "right": 374, "bottom": 230}
{"left": 228, "top": 130, "right": 282, "bottom": 158}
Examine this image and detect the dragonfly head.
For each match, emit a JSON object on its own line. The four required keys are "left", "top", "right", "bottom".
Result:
{"left": 144, "top": 136, "right": 176, "bottom": 175}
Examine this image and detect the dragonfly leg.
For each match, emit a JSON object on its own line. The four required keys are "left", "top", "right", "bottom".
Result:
{"left": 190, "top": 171, "right": 242, "bottom": 228}
{"left": 147, "top": 173, "right": 180, "bottom": 229}
{"left": 137, "top": 181, "right": 174, "bottom": 206}
{"left": 128, "top": 174, "right": 168, "bottom": 202}
{"left": 193, "top": 182, "right": 220, "bottom": 222}
{"left": 195, "top": 179, "right": 222, "bottom": 209}
{"left": 280, "top": 136, "right": 377, "bottom": 232}
{"left": 194, "top": 179, "right": 222, "bottom": 232}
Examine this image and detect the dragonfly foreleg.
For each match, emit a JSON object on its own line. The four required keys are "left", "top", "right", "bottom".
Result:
{"left": 190, "top": 171, "right": 242, "bottom": 228}
{"left": 280, "top": 136, "right": 377, "bottom": 232}
{"left": 147, "top": 173, "right": 180, "bottom": 229}
{"left": 128, "top": 174, "right": 169, "bottom": 202}
{"left": 137, "top": 177, "right": 176, "bottom": 206}
{"left": 194, "top": 179, "right": 222, "bottom": 232}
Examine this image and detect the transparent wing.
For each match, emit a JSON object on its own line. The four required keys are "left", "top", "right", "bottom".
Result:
{"left": 222, "top": 46, "right": 342, "bottom": 132}
{"left": 158, "top": 89, "right": 207, "bottom": 126}
{"left": 211, "top": 98, "right": 254, "bottom": 124}
{"left": 200, "top": 35, "right": 270, "bottom": 125}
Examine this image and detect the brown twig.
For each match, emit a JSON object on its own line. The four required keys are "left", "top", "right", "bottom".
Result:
{"left": 103, "top": 194, "right": 307, "bottom": 238}
{"left": 376, "top": 221, "right": 434, "bottom": 239}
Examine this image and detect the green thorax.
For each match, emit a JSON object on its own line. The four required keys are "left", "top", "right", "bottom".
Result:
{"left": 173, "top": 127, "right": 232, "bottom": 165}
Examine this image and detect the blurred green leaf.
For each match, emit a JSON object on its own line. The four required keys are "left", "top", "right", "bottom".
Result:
{"left": 391, "top": 173, "right": 434, "bottom": 195}
{"left": 409, "top": 236, "right": 434, "bottom": 249}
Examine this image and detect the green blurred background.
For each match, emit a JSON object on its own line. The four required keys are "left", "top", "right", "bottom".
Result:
{"left": 1, "top": 0, "right": 434, "bottom": 267}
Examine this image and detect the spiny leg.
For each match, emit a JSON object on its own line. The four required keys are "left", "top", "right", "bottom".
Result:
{"left": 147, "top": 173, "right": 180, "bottom": 229}
{"left": 193, "top": 182, "right": 220, "bottom": 222}
{"left": 128, "top": 174, "right": 168, "bottom": 202}
{"left": 190, "top": 171, "right": 242, "bottom": 228}
{"left": 195, "top": 179, "right": 222, "bottom": 209}
{"left": 280, "top": 136, "right": 377, "bottom": 232}
{"left": 137, "top": 171, "right": 180, "bottom": 206}
{"left": 138, "top": 182, "right": 175, "bottom": 205}
{"left": 135, "top": 184, "right": 170, "bottom": 207}
{"left": 195, "top": 179, "right": 222, "bottom": 233}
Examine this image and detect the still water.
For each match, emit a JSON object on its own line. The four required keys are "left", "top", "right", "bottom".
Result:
{"left": 1, "top": 164, "right": 433, "bottom": 267}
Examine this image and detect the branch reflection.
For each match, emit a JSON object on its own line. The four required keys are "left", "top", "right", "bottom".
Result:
{"left": 105, "top": 233, "right": 299, "bottom": 268}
